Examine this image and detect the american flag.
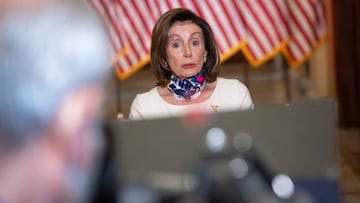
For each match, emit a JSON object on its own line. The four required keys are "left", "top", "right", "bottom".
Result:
{"left": 88, "top": 0, "right": 326, "bottom": 79}
{"left": 239, "top": 0, "right": 289, "bottom": 66}
{"left": 283, "top": 0, "right": 327, "bottom": 67}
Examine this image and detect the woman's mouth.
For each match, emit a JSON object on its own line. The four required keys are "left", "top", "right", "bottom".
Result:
{"left": 182, "top": 63, "right": 196, "bottom": 69}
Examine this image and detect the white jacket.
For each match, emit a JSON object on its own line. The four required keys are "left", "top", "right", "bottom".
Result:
{"left": 129, "top": 77, "right": 254, "bottom": 120}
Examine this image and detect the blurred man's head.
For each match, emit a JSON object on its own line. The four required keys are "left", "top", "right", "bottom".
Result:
{"left": 0, "top": 0, "right": 111, "bottom": 202}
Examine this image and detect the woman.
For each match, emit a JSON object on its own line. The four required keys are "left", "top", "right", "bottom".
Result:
{"left": 129, "top": 8, "right": 253, "bottom": 120}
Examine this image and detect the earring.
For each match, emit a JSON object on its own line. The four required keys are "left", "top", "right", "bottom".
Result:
{"left": 203, "top": 55, "right": 207, "bottom": 63}
{"left": 161, "top": 59, "right": 170, "bottom": 71}
{"left": 163, "top": 61, "right": 168, "bottom": 67}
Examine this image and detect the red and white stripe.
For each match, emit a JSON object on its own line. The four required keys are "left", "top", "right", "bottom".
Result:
{"left": 239, "top": 0, "right": 289, "bottom": 66}
{"left": 284, "top": 0, "right": 327, "bottom": 66}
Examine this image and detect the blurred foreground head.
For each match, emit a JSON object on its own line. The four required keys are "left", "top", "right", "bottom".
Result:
{"left": 0, "top": 0, "right": 111, "bottom": 202}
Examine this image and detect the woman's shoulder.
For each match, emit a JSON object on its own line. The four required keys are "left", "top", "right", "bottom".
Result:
{"left": 129, "top": 86, "right": 163, "bottom": 119}
{"left": 134, "top": 86, "right": 159, "bottom": 100}
{"left": 214, "top": 77, "right": 254, "bottom": 110}
{"left": 216, "top": 77, "right": 248, "bottom": 90}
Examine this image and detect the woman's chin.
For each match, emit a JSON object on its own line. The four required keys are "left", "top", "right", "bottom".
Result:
{"left": 177, "top": 69, "right": 201, "bottom": 78}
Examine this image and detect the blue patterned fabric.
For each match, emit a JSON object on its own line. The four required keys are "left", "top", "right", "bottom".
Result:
{"left": 167, "top": 69, "right": 206, "bottom": 100}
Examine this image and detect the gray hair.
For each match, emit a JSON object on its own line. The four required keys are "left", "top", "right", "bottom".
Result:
{"left": 0, "top": 1, "right": 111, "bottom": 148}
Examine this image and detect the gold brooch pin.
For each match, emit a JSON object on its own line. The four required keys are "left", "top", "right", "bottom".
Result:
{"left": 210, "top": 105, "right": 219, "bottom": 112}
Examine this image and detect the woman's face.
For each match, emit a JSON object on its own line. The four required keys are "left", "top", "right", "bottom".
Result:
{"left": 166, "top": 20, "right": 207, "bottom": 79}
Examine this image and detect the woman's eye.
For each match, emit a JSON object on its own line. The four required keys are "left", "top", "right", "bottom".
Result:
{"left": 192, "top": 40, "right": 200, "bottom": 46}
{"left": 171, "top": 42, "right": 180, "bottom": 48}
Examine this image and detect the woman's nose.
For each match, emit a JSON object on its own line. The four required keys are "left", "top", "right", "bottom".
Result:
{"left": 183, "top": 45, "right": 192, "bottom": 58}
